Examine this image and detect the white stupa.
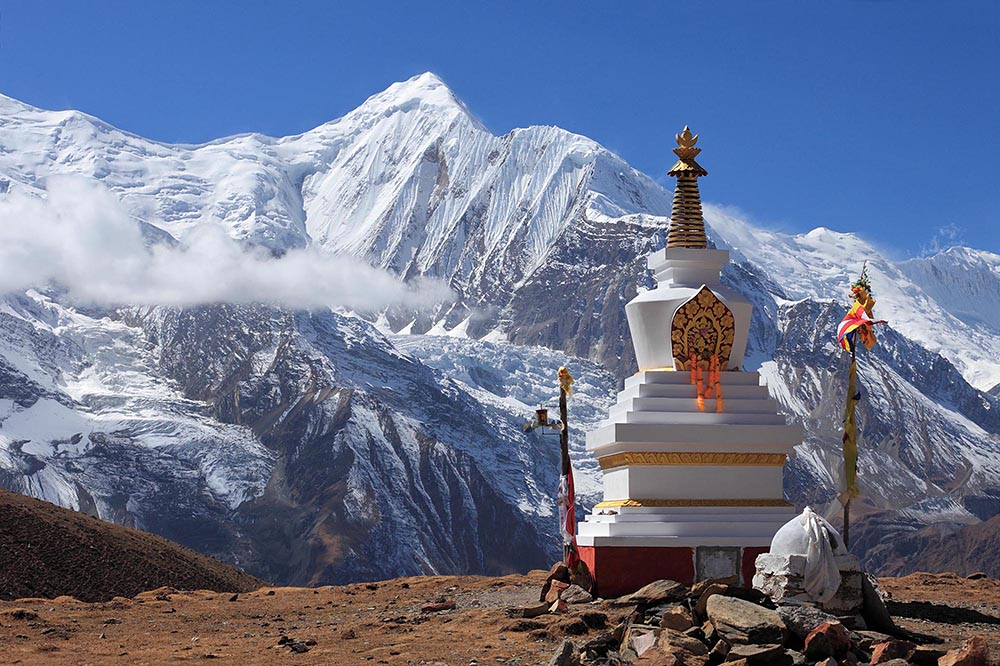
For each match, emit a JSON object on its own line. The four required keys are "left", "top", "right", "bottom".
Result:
{"left": 575, "top": 127, "right": 800, "bottom": 596}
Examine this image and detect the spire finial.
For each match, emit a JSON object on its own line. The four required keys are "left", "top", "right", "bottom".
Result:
{"left": 676, "top": 125, "right": 698, "bottom": 149}
{"left": 666, "top": 125, "right": 708, "bottom": 248}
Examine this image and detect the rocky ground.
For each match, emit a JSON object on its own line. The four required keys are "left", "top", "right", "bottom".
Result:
{"left": 881, "top": 573, "right": 1000, "bottom": 658}
{"left": 1, "top": 571, "right": 998, "bottom": 665}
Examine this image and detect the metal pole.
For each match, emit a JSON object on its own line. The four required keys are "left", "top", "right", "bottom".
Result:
{"left": 559, "top": 382, "right": 570, "bottom": 564}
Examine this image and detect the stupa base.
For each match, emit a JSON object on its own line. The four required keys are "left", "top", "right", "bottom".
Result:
{"left": 577, "top": 540, "right": 769, "bottom": 598}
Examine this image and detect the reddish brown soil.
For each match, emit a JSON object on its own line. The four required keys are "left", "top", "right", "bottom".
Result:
{"left": 0, "top": 489, "right": 262, "bottom": 602}
{"left": 0, "top": 571, "right": 632, "bottom": 665}
{"left": 881, "top": 572, "right": 1000, "bottom": 658}
{"left": 1, "top": 571, "right": 998, "bottom": 665}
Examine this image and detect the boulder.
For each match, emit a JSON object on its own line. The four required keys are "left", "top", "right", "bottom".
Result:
{"left": 690, "top": 576, "right": 738, "bottom": 598}
{"left": 869, "top": 639, "right": 916, "bottom": 664}
{"left": 546, "top": 580, "right": 570, "bottom": 604}
{"left": 776, "top": 604, "right": 840, "bottom": 641}
{"left": 659, "top": 605, "right": 695, "bottom": 632}
{"left": 853, "top": 629, "right": 892, "bottom": 650}
{"left": 909, "top": 644, "right": 947, "bottom": 665}
{"left": 726, "top": 643, "right": 784, "bottom": 664}
{"left": 860, "top": 573, "right": 897, "bottom": 634}
{"left": 783, "top": 649, "right": 808, "bottom": 665}
{"left": 803, "top": 627, "right": 833, "bottom": 660}
{"left": 623, "top": 580, "right": 689, "bottom": 606}
{"left": 569, "top": 560, "right": 594, "bottom": 592}
{"left": 507, "top": 602, "right": 549, "bottom": 618}
{"left": 966, "top": 572, "right": 988, "bottom": 580}
{"left": 580, "top": 633, "right": 616, "bottom": 660}
{"left": 804, "top": 621, "right": 851, "bottom": 658}
{"left": 939, "top": 636, "right": 990, "bottom": 666}
{"left": 705, "top": 595, "right": 787, "bottom": 645}
{"left": 629, "top": 630, "right": 658, "bottom": 657}
{"left": 700, "top": 620, "right": 717, "bottom": 644}
{"left": 547, "top": 639, "right": 580, "bottom": 666}
{"left": 725, "top": 586, "right": 772, "bottom": 607}
{"left": 540, "top": 563, "right": 571, "bottom": 602}
{"left": 635, "top": 652, "right": 681, "bottom": 665}
{"left": 419, "top": 598, "right": 455, "bottom": 613}
{"left": 657, "top": 627, "right": 709, "bottom": 657}
{"left": 754, "top": 552, "right": 863, "bottom": 615}
{"left": 707, "top": 638, "right": 729, "bottom": 661}
{"left": 560, "top": 584, "right": 593, "bottom": 604}
{"left": 693, "top": 583, "right": 729, "bottom": 618}
{"left": 624, "top": 623, "right": 660, "bottom": 656}
{"left": 644, "top": 602, "right": 681, "bottom": 623}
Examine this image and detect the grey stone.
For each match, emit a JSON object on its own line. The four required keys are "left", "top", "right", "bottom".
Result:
{"left": 658, "top": 605, "right": 694, "bottom": 632}
{"left": 560, "top": 584, "right": 593, "bottom": 604}
{"left": 753, "top": 552, "right": 863, "bottom": 615}
{"left": 657, "top": 627, "right": 709, "bottom": 657}
{"left": 776, "top": 604, "right": 840, "bottom": 640}
{"left": 783, "top": 649, "right": 808, "bottom": 665}
{"left": 623, "top": 579, "right": 689, "bottom": 606}
{"left": 507, "top": 602, "right": 549, "bottom": 618}
{"left": 708, "top": 638, "right": 729, "bottom": 661}
{"left": 690, "top": 576, "right": 738, "bottom": 599}
{"left": 727, "top": 643, "right": 784, "bottom": 664}
{"left": 693, "top": 583, "right": 729, "bottom": 618}
{"left": 860, "top": 573, "right": 897, "bottom": 634}
{"left": 705, "top": 595, "right": 787, "bottom": 645}
{"left": 623, "top": 623, "right": 660, "bottom": 654}
{"left": 547, "top": 639, "right": 580, "bottom": 666}
{"left": 854, "top": 629, "right": 893, "bottom": 650}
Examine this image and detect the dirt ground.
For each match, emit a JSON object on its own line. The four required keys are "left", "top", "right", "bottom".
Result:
{"left": 1, "top": 570, "right": 998, "bottom": 665}
{"left": 880, "top": 572, "right": 1000, "bottom": 658}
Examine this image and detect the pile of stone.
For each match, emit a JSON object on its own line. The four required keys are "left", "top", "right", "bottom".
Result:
{"left": 541, "top": 577, "right": 990, "bottom": 666}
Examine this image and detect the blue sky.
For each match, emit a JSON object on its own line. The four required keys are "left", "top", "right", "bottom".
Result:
{"left": 1, "top": 1, "right": 997, "bottom": 255}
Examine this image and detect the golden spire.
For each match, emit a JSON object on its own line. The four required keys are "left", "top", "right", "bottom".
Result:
{"left": 666, "top": 125, "right": 708, "bottom": 248}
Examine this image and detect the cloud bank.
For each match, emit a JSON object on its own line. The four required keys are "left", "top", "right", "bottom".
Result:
{"left": 0, "top": 178, "right": 452, "bottom": 310}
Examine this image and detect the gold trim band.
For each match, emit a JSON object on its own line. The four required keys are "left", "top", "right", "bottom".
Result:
{"left": 598, "top": 452, "right": 787, "bottom": 470}
{"left": 594, "top": 498, "right": 793, "bottom": 509}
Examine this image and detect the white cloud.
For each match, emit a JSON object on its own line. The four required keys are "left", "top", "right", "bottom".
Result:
{"left": 0, "top": 177, "right": 453, "bottom": 310}
{"left": 921, "top": 223, "right": 966, "bottom": 257}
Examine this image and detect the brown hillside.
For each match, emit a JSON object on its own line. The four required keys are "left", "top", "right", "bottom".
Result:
{"left": 865, "top": 513, "right": 1000, "bottom": 578}
{"left": 0, "top": 489, "right": 263, "bottom": 601}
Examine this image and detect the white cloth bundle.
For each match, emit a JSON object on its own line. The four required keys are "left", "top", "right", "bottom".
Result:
{"left": 800, "top": 507, "right": 843, "bottom": 603}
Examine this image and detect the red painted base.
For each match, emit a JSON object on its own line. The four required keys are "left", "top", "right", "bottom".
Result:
{"left": 578, "top": 545, "right": 695, "bottom": 598}
{"left": 579, "top": 545, "right": 771, "bottom": 598}
{"left": 741, "top": 546, "right": 769, "bottom": 586}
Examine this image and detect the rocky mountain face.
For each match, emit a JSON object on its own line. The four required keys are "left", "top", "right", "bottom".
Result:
{"left": 1, "top": 291, "right": 617, "bottom": 584}
{"left": 1, "top": 73, "right": 999, "bottom": 581}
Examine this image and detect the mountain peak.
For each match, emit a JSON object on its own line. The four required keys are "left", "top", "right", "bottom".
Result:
{"left": 348, "top": 72, "right": 484, "bottom": 129}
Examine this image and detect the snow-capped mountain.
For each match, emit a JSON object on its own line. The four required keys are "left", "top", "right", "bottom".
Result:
{"left": 1, "top": 73, "right": 998, "bottom": 579}
{"left": 899, "top": 247, "right": 1000, "bottom": 345}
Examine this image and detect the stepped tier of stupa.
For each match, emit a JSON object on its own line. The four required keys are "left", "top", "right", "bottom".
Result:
{"left": 576, "top": 128, "right": 800, "bottom": 597}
